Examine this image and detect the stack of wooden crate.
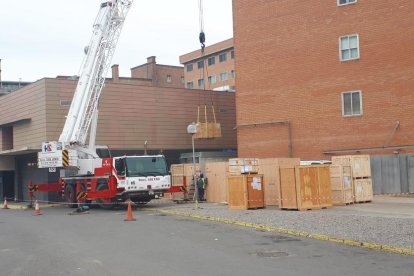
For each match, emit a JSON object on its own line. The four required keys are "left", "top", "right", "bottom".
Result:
{"left": 228, "top": 158, "right": 259, "bottom": 175}
{"left": 278, "top": 165, "right": 333, "bottom": 211}
{"left": 169, "top": 164, "right": 200, "bottom": 202}
{"left": 227, "top": 158, "right": 264, "bottom": 210}
{"left": 258, "top": 158, "right": 300, "bottom": 206}
{"left": 331, "top": 155, "right": 373, "bottom": 203}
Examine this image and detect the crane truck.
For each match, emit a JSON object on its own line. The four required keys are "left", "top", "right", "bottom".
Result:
{"left": 30, "top": 0, "right": 182, "bottom": 208}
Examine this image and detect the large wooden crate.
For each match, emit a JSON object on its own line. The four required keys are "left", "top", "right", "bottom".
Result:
{"left": 278, "top": 165, "right": 333, "bottom": 211}
{"left": 331, "top": 155, "right": 371, "bottom": 178}
{"left": 205, "top": 162, "right": 229, "bottom": 203}
{"left": 354, "top": 178, "right": 373, "bottom": 203}
{"left": 228, "top": 175, "right": 264, "bottom": 210}
{"left": 258, "top": 158, "right": 300, "bottom": 206}
{"left": 229, "top": 158, "right": 259, "bottom": 175}
{"left": 330, "top": 165, "right": 353, "bottom": 205}
{"left": 194, "top": 123, "right": 222, "bottom": 139}
{"left": 169, "top": 164, "right": 200, "bottom": 201}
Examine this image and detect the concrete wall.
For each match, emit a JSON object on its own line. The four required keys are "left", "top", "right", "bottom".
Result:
{"left": 233, "top": 0, "right": 414, "bottom": 159}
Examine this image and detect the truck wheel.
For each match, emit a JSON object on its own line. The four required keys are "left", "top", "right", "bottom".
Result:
{"left": 65, "top": 184, "right": 77, "bottom": 208}
{"left": 96, "top": 183, "right": 115, "bottom": 210}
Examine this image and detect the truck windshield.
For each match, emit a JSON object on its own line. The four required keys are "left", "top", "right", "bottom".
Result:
{"left": 125, "top": 157, "right": 168, "bottom": 177}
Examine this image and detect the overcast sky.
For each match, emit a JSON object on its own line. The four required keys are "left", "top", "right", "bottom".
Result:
{"left": 0, "top": 0, "right": 233, "bottom": 82}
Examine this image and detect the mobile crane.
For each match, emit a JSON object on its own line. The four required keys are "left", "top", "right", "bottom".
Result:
{"left": 31, "top": 0, "right": 182, "bottom": 208}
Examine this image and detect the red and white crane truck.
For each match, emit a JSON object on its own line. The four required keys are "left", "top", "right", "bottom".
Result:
{"left": 29, "top": 0, "right": 182, "bottom": 208}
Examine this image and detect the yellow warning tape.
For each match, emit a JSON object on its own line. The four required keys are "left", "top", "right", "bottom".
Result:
{"left": 157, "top": 209, "right": 414, "bottom": 257}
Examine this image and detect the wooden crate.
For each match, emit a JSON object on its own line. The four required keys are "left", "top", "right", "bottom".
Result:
{"left": 330, "top": 165, "right": 353, "bottom": 205}
{"left": 194, "top": 123, "right": 222, "bottom": 139}
{"left": 228, "top": 175, "right": 264, "bottom": 210}
{"left": 354, "top": 178, "right": 373, "bottom": 203}
{"left": 278, "top": 165, "right": 333, "bottom": 211}
{"left": 169, "top": 164, "right": 200, "bottom": 201}
{"left": 205, "top": 162, "right": 229, "bottom": 203}
{"left": 331, "top": 155, "right": 371, "bottom": 178}
{"left": 170, "top": 164, "right": 184, "bottom": 175}
{"left": 258, "top": 158, "right": 300, "bottom": 206}
{"left": 229, "top": 158, "right": 259, "bottom": 175}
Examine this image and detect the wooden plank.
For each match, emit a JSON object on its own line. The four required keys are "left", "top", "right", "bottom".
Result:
{"left": 279, "top": 168, "right": 297, "bottom": 209}
{"left": 205, "top": 162, "right": 229, "bottom": 203}
{"left": 258, "top": 158, "right": 300, "bottom": 206}
{"left": 317, "top": 166, "right": 333, "bottom": 208}
{"left": 228, "top": 176, "right": 248, "bottom": 210}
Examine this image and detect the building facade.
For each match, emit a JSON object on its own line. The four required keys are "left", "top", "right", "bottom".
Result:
{"left": 180, "top": 38, "right": 235, "bottom": 91}
{"left": 233, "top": 0, "right": 414, "bottom": 159}
{"left": 131, "top": 56, "right": 184, "bottom": 88}
{"left": 0, "top": 72, "right": 236, "bottom": 201}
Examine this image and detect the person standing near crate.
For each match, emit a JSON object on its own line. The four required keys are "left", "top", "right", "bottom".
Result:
{"left": 197, "top": 172, "right": 207, "bottom": 201}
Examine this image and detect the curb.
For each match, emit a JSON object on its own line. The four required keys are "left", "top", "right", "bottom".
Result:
{"left": 157, "top": 209, "right": 414, "bottom": 257}
{"left": 4, "top": 204, "right": 61, "bottom": 210}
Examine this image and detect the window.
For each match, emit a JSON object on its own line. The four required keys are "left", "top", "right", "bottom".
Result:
{"left": 342, "top": 91, "right": 362, "bottom": 116}
{"left": 166, "top": 75, "right": 172, "bottom": 83}
{"left": 60, "top": 100, "right": 72, "bottom": 107}
{"left": 339, "top": 34, "right": 359, "bottom": 61}
{"left": 187, "top": 81, "right": 193, "bottom": 89}
{"left": 197, "top": 60, "right": 204, "bottom": 69}
{"left": 198, "top": 78, "right": 205, "bottom": 88}
{"left": 220, "top": 72, "right": 228, "bottom": 81}
{"left": 180, "top": 76, "right": 184, "bottom": 85}
{"left": 231, "top": 70, "right": 235, "bottom": 79}
{"left": 208, "top": 56, "right": 215, "bottom": 66}
{"left": 231, "top": 50, "right": 235, "bottom": 59}
{"left": 219, "top": 53, "right": 227, "bottom": 63}
{"left": 208, "top": 75, "right": 217, "bottom": 84}
{"left": 186, "top": 64, "right": 193, "bottom": 72}
{"left": 337, "top": 0, "right": 357, "bottom": 6}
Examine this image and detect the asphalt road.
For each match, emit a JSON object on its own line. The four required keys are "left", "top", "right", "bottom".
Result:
{"left": 0, "top": 206, "right": 413, "bottom": 276}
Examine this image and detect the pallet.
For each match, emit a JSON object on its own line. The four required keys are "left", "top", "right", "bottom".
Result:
{"left": 354, "top": 200, "right": 372, "bottom": 204}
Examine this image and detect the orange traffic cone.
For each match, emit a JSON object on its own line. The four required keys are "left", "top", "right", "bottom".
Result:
{"left": 2, "top": 197, "right": 9, "bottom": 209}
{"left": 34, "top": 200, "right": 42, "bottom": 216}
{"left": 124, "top": 200, "right": 136, "bottom": 221}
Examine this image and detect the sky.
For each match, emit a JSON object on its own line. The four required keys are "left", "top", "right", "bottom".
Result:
{"left": 0, "top": 0, "right": 233, "bottom": 82}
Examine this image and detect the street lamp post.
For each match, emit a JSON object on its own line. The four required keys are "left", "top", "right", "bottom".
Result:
{"left": 187, "top": 122, "right": 199, "bottom": 209}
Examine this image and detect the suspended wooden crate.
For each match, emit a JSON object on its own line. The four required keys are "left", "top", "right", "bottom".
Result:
{"left": 278, "top": 165, "right": 332, "bottom": 211}
{"left": 330, "top": 165, "right": 353, "bottom": 205}
{"left": 194, "top": 122, "right": 222, "bottom": 139}
{"left": 354, "top": 178, "right": 373, "bottom": 203}
{"left": 205, "top": 162, "right": 229, "bottom": 203}
{"left": 228, "top": 174, "right": 265, "bottom": 210}
{"left": 331, "top": 155, "right": 371, "bottom": 178}
{"left": 229, "top": 158, "right": 259, "bottom": 175}
{"left": 258, "top": 158, "right": 300, "bottom": 206}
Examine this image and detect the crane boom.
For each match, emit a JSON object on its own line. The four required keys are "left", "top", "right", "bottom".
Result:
{"left": 59, "top": 0, "right": 133, "bottom": 146}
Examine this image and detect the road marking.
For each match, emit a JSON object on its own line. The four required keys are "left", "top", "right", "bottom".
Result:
{"left": 156, "top": 209, "right": 414, "bottom": 257}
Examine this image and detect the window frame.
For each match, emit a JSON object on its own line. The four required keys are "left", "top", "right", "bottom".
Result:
{"left": 166, "top": 75, "right": 172, "bottom": 83}
{"left": 337, "top": 0, "right": 357, "bottom": 7}
{"left": 219, "top": 53, "right": 227, "bottom": 63}
{"left": 198, "top": 78, "right": 205, "bottom": 88}
{"left": 197, "top": 60, "right": 204, "bottom": 69}
{"left": 220, "top": 72, "right": 228, "bottom": 81}
{"left": 208, "top": 75, "right": 217, "bottom": 84}
{"left": 186, "top": 81, "right": 194, "bottom": 89}
{"left": 208, "top": 56, "right": 216, "bottom": 66}
{"left": 186, "top": 64, "right": 193, "bottom": 72}
{"left": 339, "top": 34, "right": 360, "bottom": 61}
{"left": 341, "top": 90, "right": 363, "bottom": 117}
{"left": 231, "top": 50, "right": 235, "bottom": 59}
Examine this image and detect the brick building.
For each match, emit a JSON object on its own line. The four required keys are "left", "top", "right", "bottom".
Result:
{"left": 180, "top": 38, "right": 235, "bottom": 91}
{"left": 0, "top": 67, "right": 236, "bottom": 201}
{"left": 233, "top": 0, "right": 414, "bottom": 159}
{"left": 131, "top": 56, "right": 184, "bottom": 88}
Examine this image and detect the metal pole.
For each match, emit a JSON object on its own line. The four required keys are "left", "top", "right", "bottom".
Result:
{"left": 192, "top": 134, "right": 199, "bottom": 209}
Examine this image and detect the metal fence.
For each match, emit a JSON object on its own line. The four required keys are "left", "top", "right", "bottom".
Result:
{"left": 371, "top": 154, "right": 414, "bottom": 194}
